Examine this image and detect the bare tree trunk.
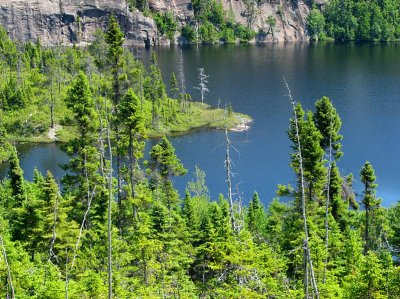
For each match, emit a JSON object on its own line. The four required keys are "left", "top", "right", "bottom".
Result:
{"left": 0, "top": 234, "right": 15, "bottom": 299}
{"left": 50, "top": 102, "right": 55, "bottom": 129}
{"left": 284, "top": 77, "right": 319, "bottom": 299}
{"left": 225, "top": 128, "right": 236, "bottom": 232}
{"left": 48, "top": 189, "right": 60, "bottom": 264}
{"left": 65, "top": 248, "right": 69, "bottom": 299}
{"left": 70, "top": 185, "right": 96, "bottom": 270}
{"left": 128, "top": 130, "right": 138, "bottom": 219}
{"left": 304, "top": 243, "right": 308, "bottom": 299}
{"left": 323, "top": 109, "right": 334, "bottom": 284}
{"left": 364, "top": 198, "right": 370, "bottom": 255}
{"left": 106, "top": 113, "right": 113, "bottom": 299}
{"left": 178, "top": 50, "right": 186, "bottom": 112}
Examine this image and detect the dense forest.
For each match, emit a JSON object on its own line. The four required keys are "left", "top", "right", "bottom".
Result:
{"left": 1, "top": 15, "right": 400, "bottom": 299}
{"left": 131, "top": 0, "right": 400, "bottom": 43}
{"left": 308, "top": 0, "right": 400, "bottom": 41}
{"left": 129, "top": 0, "right": 400, "bottom": 43}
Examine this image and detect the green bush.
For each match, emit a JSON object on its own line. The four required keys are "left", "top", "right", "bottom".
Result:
{"left": 235, "top": 24, "right": 256, "bottom": 42}
{"left": 181, "top": 24, "right": 196, "bottom": 43}
{"left": 154, "top": 12, "right": 178, "bottom": 42}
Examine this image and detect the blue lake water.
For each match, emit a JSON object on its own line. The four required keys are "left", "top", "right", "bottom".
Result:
{"left": 1, "top": 43, "right": 400, "bottom": 206}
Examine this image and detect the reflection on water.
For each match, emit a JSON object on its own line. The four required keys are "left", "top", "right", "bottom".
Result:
{"left": 0, "top": 143, "right": 69, "bottom": 182}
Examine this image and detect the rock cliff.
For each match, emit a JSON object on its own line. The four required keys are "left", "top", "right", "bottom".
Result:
{"left": 0, "top": 0, "right": 312, "bottom": 46}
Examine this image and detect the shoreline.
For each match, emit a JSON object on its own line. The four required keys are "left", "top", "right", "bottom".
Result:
{"left": 6, "top": 112, "right": 253, "bottom": 145}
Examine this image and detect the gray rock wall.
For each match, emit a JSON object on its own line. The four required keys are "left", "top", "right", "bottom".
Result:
{"left": 0, "top": 0, "right": 312, "bottom": 46}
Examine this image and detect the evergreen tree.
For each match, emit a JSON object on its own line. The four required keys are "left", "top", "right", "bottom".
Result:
{"left": 118, "top": 88, "right": 146, "bottom": 198}
{"left": 63, "top": 71, "right": 104, "bottom": 226}
{"left": 360, "top": 161, "right": 382, "bottom": 253}
{"left": 247, "top": 191, "right": 265, "bottom": 240}
{"left": 8, "top": 148, "right": 25, "bottom": 204}
{"left": 288, "top": 105, "right": 326, "bottom": 203}
{"left": 105, "top": 14, "right": 125, "bottom": 106}
{"left": 169, "top": 72, "right": 179, "bottom": 99}
{"left": 147, "top": 137, "right": 187, "bottom": 189}
{"left": 314, "top": 96, "right": 343, "bottom": 160}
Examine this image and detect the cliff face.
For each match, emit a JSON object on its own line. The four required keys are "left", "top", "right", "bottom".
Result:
{"left": 0, "top": 0, "right": 311, "bottom": 46}
{"left": 150, "top": 0, "right": 311, "bottom": 42}
{"left": 0, "top": 0, "right": 158, "bottom": 46}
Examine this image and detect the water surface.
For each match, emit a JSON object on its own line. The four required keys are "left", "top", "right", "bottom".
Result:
{"left": 1, "top": 43, "right": 400, "bottom": 206}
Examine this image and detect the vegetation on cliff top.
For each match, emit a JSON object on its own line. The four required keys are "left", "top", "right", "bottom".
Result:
{"left": 307, "top": 0, "right": 400, "bottom": 41}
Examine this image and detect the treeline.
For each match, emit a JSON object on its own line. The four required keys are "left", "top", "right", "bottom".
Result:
{"left": 1, "top": 15, "right": 400, "bottom": 299}
{"left": 307, "top": 0, "right": 400, "bottom": 41}
{"left": 128, "top": 0, "right": 256, "bottom": 44}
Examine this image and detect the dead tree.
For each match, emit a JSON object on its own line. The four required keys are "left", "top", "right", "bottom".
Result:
{"left": 106, "top": 109, "right": 113, "bottom": 299}
{"left": 225, "top": 128, "right": 236, "bottom": 232}
{"left": 323, "top": 108, "right": 334, "bottom": 284}
{"left": 178, "top": 50, "right": 186, "bottom": 110}
{"left": 0, "top": 234, "right": 15, "bottom": 299}
{"left": 194, "top": 67, "right": 209, "bottom": 104}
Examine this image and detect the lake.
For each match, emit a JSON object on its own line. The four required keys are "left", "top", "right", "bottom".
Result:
{"left": 1, "top": 43, "right": 400, "bottom": 206}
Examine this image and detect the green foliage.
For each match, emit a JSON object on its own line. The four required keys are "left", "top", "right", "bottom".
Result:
{"left": 360, "top": 161, "right": 384, "bottom": 253}
{"left": 181, "top": 24, "right": 196, "bottom": 43}
{"left": 288, "top": 104, "right": 326, "bottom": 203}
{"left": 235, "top": 24, "right": 256, "bottom": 42}
{"left": 307, "top": 9, "right": 326, "bottom": 40}
{"left": 314, "top": 96, "right": 343, "bottom": 160}
{"left": 0, "top": 20, "right": 398, "bottom": 298}
{"left": 128, "top": 0, "right": 149, "bottom": 12}
{"left": 8, "top": 148, "right": 25, "bottom": 203}
{"left": 106, "top": 14, "right": 125, "bottom": 105}
{"left": 185, "top": 0, "right": 256, "bottom": 44}
{"left": 147, "top": 137, "right": 187, "bottom": 187}
{"left": 324, "top": 0, "right": 400, "bottom": 41}
{"left": 154, "top": 12, "right": 178, "bottom": 42}
{"left": 0, "top": 76, "right": 30, "bottom": 110}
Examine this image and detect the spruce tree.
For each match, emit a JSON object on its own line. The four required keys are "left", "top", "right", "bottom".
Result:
{"left": 360, "top": 161, "right": 382, "bottom": 254}
{"left": 105, "top": 14, "right": 125, "bottom": 106}
{"left": 63, "top": 71, "right": 103, "bottom": 226}
{"left": 314, "top": 96, "right": 343, "bottom": 159}
{"left": 288, "top": 105, "right": 326, "bottom": 203}
{"left": 247, "top": 191, "right": 265, "bottom": 240}
{"left": 8, "top": 148, "right": 25, "bottom": 204}
{"left": 147, "top": 137, "right": 187, "bottom": 189}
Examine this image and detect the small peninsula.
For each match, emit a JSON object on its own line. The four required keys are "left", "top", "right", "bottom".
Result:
{"left": 0, "top": 22, "right": 251, "bottom": 164}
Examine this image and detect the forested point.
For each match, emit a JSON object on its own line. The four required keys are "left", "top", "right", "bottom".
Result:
{"left": 0, "top": 16, "right": 249, "bottom": 164}
{"left": 1, "top": 15, "right": 400, "bottom": 299}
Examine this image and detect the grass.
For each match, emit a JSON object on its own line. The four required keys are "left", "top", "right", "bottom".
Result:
{"left": 4, "top": 98, "right": 251, "bottom": 144}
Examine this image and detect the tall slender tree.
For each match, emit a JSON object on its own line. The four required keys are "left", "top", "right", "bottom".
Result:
{"left": 105, "top": 14, "right": 125, "bottom": 210}
{"left": 360, "top": 161, "right": 382, "bottom": 254}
